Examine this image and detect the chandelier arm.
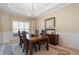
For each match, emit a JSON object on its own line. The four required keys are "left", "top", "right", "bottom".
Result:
{"left": 32, "top": 3, "right": 34, "bottom": 19}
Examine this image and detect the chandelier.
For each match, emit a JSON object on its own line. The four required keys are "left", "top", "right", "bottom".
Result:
{"left": 31, "top": 3, "right": 34, "bottom": 19}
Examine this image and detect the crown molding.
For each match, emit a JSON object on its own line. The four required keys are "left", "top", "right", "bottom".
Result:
{"left": 38, "top": 3, "right": 71, "bottom": 18}
{"left": 0, "top": 3, "right": 71, "bottom": 19}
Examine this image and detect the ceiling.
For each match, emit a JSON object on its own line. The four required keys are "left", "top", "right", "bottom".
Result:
{"left": 0, "top": 3, "right": 70, "bottom": 19}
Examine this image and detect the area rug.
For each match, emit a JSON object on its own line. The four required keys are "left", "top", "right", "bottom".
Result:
{"left": 1, "top": 43, "right": 79, "bottom": 55}
{"left": 3, "top": 44, "right": 13, "bottom": 55}
{"left": 11, "top": 43, "right": 71, "bottom": 55}
{"left": 0, "top": 45, "right": 4, "bottom": 55}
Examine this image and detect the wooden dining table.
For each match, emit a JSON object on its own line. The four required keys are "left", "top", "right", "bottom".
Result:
{"left": 26, "top": 34, "right": 49, "bottom": 55}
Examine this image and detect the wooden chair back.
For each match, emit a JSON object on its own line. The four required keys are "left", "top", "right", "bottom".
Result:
{"left": 22, "top": 31, "right": 29, "bottom": 51}
{"left": 18, "top": 30, "right": 23, "bottom": 48}
{"left": 35, "top": 30, "right": 39, "bottom": 36}
{"left": 40, "top": 30, "right": 47, "bottom": 37}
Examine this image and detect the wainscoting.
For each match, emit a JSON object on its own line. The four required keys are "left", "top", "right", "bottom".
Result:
{"left": 0, "top": 32, "right": 19, "bottom": 44}
{"left": 0, "top": 32, "right": 2, "bottom": 44}
{"left": 58, "top": 32, "right": 79, "bottom": 50}
{"left": 0, "top": 32, "right": 79, "bottom": 50}
{"left": 2, "top": 32, "right": 10, "bottom": 43}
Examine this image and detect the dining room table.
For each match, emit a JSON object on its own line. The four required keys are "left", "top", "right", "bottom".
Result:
{"left": 26, "top": 34, "right": 49, "bottom": 55}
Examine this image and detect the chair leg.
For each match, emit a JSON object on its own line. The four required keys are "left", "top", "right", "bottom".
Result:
{"left": 35, "top": 45, "right": 37, "bottom": 52}
{"left": 23, "top": 44, "right": 25, "bottom": 52}
{"left": 26, "top": 49, "right": 28, "bottom": 55}
{"left": 38, "top": 45, "right": 40, "bottom": 51}
{"left": 19, "top": 43, "right": 22, "bottom": 48}
{"left": 23, "top": 48, "right": 25, "bottom": 52}
{"left": 20, "top": 44, "right": 22, "bottom": 48}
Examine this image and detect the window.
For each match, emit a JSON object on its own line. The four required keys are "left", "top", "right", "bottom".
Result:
{"left": 13, "top": 21, "right": 29, "bottom": 34}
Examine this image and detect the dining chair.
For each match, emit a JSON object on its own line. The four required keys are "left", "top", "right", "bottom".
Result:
{"left": 35, "top": 30, "right": 39, "bottom": 36}
{"left": 18, "top": 30, "right": 23, "bottom": 48}
{"left": 37, "top": 30, "right": 47, "bottom": 51}
{"left": 22, "top": 31, "right": 29, "bottom": 54}
{"left": 22, "top": 31, "right": 37, "bottom": 55}
{"left": 31, "top": 30, "right": 39, "bottom": 37}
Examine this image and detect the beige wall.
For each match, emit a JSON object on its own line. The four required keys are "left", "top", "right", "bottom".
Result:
{"left": 37, "top": 4, "right": 79, "bottom": 33}
{"left": 0, "top": 16, "right": 2, "bottom": 44}
{"left": 0, "top": 17, "right": 1, "bottom": 32}
{"left": 37, "top": 4, "right": 79, "bottom": 49}
{"left": 1, "top": 13, "right": 10, "bottom": 32}
{"left": 0, "top": 12, "right": 37, "bottom": 33}
{"left": 10, "top": 16, "right": 30, "bottom": 32}
{"left": 0, "top": 12, "right": 10, "bottom": 43}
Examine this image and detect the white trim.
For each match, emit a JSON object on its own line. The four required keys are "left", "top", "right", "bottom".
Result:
{"left": 0, "top": 3, "right": 71, "bottom": 18}
{"left": 2, "top": 32, "right": 10, "bottom": 43}
{"left": 0, "top": 32, "right": 2, "bottom": 44}
{"left": 0, "top": 44, "right": 5, "bottom": 55}
{"left": 39, "top": 3, "right": 71, "bottom": 18}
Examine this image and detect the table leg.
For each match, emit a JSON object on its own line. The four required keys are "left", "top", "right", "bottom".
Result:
{"left": 29, "top": 41, "right": 32, "bottom": 55}
{"left": 46, "top": 38, "right": 49, "bottom": 50}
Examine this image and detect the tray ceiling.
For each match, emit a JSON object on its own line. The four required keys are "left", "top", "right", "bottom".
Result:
{"left": 0, "top": 3, "right": 70, "bottom": 18}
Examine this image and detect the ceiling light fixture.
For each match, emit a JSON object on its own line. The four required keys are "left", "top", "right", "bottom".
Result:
{"left": 32, "top": 3, "right": 34, "bottom": 19}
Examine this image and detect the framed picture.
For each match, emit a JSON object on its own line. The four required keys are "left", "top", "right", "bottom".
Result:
{"left": 45, "top": 17, "right": 56, "bottom": 34}
{"left": 45, "top": 17, "right": 55, "bottom": 30}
